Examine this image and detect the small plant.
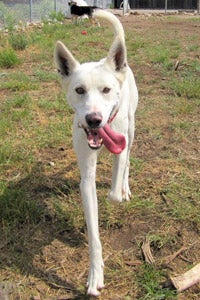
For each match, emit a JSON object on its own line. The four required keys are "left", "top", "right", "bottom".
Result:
{"left": 0, "top": 48, "right": 20, "bottom": 68}
{"left": 42, "top": 10, "right": 66, "bottom": 24}
{"left": 9, "top": 32, "right": 28, "bottom": 51}
{"left": 3, "top": 11, "right": 17, "bottom": 31}
{"left": 137, "top": 264, "right": 177, "bottom": 299}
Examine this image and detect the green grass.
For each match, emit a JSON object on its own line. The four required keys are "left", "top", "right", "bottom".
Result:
{"left": 171, "top": 76, "right": 200, "bottom": 99}
{"left": 0, "top": 183, "right": 42, "bottom": 227}
{"left": 0, "top": 15, "right": 200, "bottom": 300}
{"left": 0, "top": 72, "right": 38, "bottom": 91}
{"left": 137, "top": 264, "right": 177, "bottom": 300}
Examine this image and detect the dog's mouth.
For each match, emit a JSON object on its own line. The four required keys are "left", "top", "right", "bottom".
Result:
{"left": 84, "top": 123, "right": 126, "bottom": 154}
{"left": 84, "top": 128, "right": 103, "bottom": 150}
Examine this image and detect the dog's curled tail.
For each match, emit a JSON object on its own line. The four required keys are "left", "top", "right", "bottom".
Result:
{"left": 93, "top": 9, "right": 125, "bottom": 41}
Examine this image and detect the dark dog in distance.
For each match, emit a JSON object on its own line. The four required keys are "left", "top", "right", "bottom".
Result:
{"left": 68, "top": 1, "right": 100, "bottom": 26}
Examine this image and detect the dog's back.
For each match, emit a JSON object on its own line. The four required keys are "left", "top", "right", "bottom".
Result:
{"left": 69, "top": 3, "right": 100, "bottom": 26}
{"left": 70, "top": 4, "right": 96, "bottom": 17}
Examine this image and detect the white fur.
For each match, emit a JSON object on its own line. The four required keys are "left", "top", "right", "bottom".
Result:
{"left": 54, "top": 10, "right": 138, "bottom": 296}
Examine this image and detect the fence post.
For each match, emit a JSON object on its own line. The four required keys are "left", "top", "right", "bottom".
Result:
{"left": 30, "top": 0, "right": 32, "bottom": 22}
{"left": 54, "top": 0, "right": 57, "bottom": 12}
{"left": 165, "top": 0, "right": 167, "bottom": 14}
{"left": 197, "top": 0, "right": 200, "bottom": 14}
{"left": 123, "top": 0, "right": 129, "bottom": 15}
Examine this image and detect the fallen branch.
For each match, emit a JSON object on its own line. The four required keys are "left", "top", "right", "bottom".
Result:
{"left": 174, "top": 60, "right": 180, "bottom": 71}
{"left": 160, "top": 191, "right": 173, "bottom": 206}
{"left": 179, "top": 254, "right": 193, "bottom": 263}
{"left": 141, "top": 237, "right": 155, "bottom": 264}
{"left": 170, "top": 263, "right": 200, "bottom": 292}
{"left": 164, "top": 240, "right": 199, "bottom": 264}
{"left": 164, "top": 245, "right": 187, "bottom": 264}
{"left": 174, "top": 59, "right": 192, "bottom": 71}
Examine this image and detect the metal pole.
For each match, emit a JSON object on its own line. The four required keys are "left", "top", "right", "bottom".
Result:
{"left": 123, "top": 0, "right": 128, "bottom": 15}
{"left": 197, "top": 0, "right": 200, "bottom": 14}
{"left": 30, "top": 0, "right": 32, "bottom": 22}
{"left": 54, "top": 0, "right": 57, "bottom": 12}
{"left": 165, "top": 0, "right": 167, "bottom": 14}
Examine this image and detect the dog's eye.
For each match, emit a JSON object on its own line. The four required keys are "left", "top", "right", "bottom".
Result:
{"left": 75, "top": 87, "right": 86, "bottom": 95}
{"left": 102, "top": 87, "right": 111, "bottom": 94}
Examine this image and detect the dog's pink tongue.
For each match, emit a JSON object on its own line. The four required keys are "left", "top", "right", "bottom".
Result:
{"left": 99, "top": 123, "right": 126, "bottom": 154}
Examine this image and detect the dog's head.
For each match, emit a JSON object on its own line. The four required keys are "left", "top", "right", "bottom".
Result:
{"left": 54, "top": 11, "right": 127, "bottom": 153}
{"left": 68, "top": 1, "right": 77, "bottom": 6}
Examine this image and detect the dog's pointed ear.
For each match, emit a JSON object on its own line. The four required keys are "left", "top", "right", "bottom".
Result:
{"left": 54, "top": 41, "right": 80, "bottom": 77}
{"left": 105, "top": 37, "right": 127, "bottom": 78}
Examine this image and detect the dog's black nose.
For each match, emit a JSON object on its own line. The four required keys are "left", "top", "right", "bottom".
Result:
{"left": 86, "top": 112, "right": 103, "bottom": 128}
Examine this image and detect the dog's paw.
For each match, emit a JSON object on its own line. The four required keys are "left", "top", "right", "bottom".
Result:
{"left": 122, "top": 188, "right": 131, "bottom": 201}
{"left": 87, "top": 264, "right": 104, "bottom": 296}
{"left": 108, "top": 191, "right": 122, "bottom": 202}
{"left": 122, "top": 181, "right": 131, "bottom": 201}
{"left": 109, "top": 187, "right": 131, "bottom": 202}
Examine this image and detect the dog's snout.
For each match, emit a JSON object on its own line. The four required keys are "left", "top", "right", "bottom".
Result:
{"left": 86, "top": 112, "right": 103, "bottom": 128}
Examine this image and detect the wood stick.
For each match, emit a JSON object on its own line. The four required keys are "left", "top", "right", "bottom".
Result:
{"left": 164, "top": 245, "right": 187, "bottom": 264}
{"left": 170, "top": 263, "right": 200, "bottom": 292}
{"left": 141, "top": 237, "right": 155, "bottom": 264}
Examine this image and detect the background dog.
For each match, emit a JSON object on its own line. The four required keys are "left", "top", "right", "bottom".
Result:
{"left": 68, "top": 1, "right": 100, "bottom": 26}
{"left": 54, "top": 10, "right": 138, "bottom": 296}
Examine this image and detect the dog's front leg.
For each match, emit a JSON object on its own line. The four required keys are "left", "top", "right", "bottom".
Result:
{"left": 74, "top": 137, "right": 104, "bottom": 296}
{"left": 81, "top": 173, "right": 104, "bottom": 296}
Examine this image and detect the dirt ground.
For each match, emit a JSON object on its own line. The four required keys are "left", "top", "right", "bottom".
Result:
{"left": 0, "top": 12, "right": 200, "bottom": 300}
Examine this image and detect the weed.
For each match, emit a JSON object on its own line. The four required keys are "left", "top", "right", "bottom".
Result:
{"left": 48, "top": 11, "right": 65, "bottom": 23}
{"left": 0, "top": 7, "right": 17, "bottom": 31}
{"left": 9, "top": 32, "right": 29, "bottom": 51}
{"left": 137, "top": 264, "right": 177, "bottom": 300}
{"left": 147, "top": 233, "right": 176, "bottom": 250}
{"left": 0, "top": 48, "right": 20, "bottom": 68}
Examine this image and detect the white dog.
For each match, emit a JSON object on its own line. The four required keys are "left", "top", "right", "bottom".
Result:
{"left": 54, "top": 10, "right": 138, "bottom": 296}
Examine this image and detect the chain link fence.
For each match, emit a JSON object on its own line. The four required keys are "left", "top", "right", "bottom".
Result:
{"left": 0, "top": 0, "right": 199, "bottom": 29}
{"left": 0, "top": 0, "right": 67, "bottom": 27}
{"left": 0, "top": 0, "right": 111, "bottom": 28}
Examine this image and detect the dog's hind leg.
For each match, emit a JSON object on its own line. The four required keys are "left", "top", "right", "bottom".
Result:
{"left": 109, "top": 141, "right": 131, "bottom": 202}
{"left": 112, "top": 70, "right": 138, "bottom": 202}
{"left": 73, "top": 132, "right": 104, "bottom": 296}
{"left": 122, "top": 135, "right": 134, "bottom": 200}
{"left": 109, "top": 117, "right": 135, "bottom": 202}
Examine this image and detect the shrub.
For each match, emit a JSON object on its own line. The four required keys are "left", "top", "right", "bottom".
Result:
{"left": 47, "top": 11, "right": 65, "bottom": 23}
{"left": 0, "top": 48, "right": 20, "bottom": 68}
{"left": 9, "top": 32, "right": 28, "bottom": 51}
